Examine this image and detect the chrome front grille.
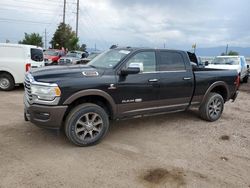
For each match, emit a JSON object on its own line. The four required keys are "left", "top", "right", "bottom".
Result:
{"left": 59, "top": 58, "right": 71, "bottom": 65}
{"left": 59, "top": 59, "right": 65, "bottom": 64}
{"left": 66, "top": 59, "right": 71, "bottom": 64}
{"left": 24, "top": 74, "right": 33, "bottom": 103}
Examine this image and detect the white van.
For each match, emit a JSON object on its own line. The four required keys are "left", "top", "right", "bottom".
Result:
{"left": 0, "top": 43, "right": 44, "bottom": 91}
{"left": 206, "top": 56, "right": 249, "bottom": 83}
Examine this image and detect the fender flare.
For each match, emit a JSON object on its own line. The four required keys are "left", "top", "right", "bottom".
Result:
{"left": 63, "top": 89, "right": 117, "bottom": 115}
{"left": 201, "top": 81, "right": 230, "bottom": 104}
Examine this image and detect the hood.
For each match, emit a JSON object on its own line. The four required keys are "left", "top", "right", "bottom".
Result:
{"left": 30, "top": 65, "right": 104, "bottom": 83}
{"left": 60, "top": 57, "right": 80, "bottom": 61}
{"left": 44, "top": 55, "right": 58, "bottom": 59}
{"left": 206, "top": 64, "right": 240, "bottom": 73}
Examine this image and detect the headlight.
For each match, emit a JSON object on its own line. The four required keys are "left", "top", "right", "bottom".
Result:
{"left": 31, "top": 84, "right": 61, "bottom": 101}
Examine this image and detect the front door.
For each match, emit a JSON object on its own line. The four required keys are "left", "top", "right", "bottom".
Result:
{"left": 116, "top": 50, "right": 160, "bottom": 117}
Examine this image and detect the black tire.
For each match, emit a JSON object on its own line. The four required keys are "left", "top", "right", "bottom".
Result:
{"left": 243, "top": 75, "right": 248, "bottom": 83}
{"left": 199, "top": 92, "right": 224, "bottom": 122}
{"left": 65, "top": 103, "right": 109, "bottom": 146}
{"left": 0, "top": 73, "right": 15, "bottom": 91}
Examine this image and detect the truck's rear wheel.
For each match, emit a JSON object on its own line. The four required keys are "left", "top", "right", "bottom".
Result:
{"left": 199, "top": 92, "right": 224, "bottom": 122}
{"left": 65, "top": 103, "right": 109, "bottom": 146}
{"left": 0, "top": 73, "right": 15, "bottom": 91}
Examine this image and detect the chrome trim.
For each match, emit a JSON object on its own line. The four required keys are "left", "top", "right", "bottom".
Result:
{"left": 139, "top": 70, "right": 187, "bottom": 74}
{"left": 32, "top": 96, "right": 61, "bottom": 106}
{"left": 148, "top": 79, "right": 158, "bottom": 82}
{"left": 31, "top": 81, "right": 58, "bottom": 87}
{"left": 82, "top": 71, "right": 99, "bottom": 76}
{"left": 124, "top": 103, "right": 189, "bottom": 114}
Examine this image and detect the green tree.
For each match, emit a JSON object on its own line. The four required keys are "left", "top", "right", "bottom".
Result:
{"left": 50, "top": 22, "right": 79, "bottom": 50}
{"left": 227, "top": 51, "right": 239, "bottom": 56}
{"left": 221, "top": 51, "right": 239, "bottom": 56}
{"left": 19, "top": 33, "right": 43, "bottom": 47}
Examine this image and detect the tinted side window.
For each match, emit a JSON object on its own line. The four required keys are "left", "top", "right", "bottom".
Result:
{"left": 126, "top": 51, "right": 156, "bottom": 72}
{"left": 158, "top": 51, "right": 185, "bottom": 71}
{"left": 31, "top": 48, "right": 43, "bottom": 62}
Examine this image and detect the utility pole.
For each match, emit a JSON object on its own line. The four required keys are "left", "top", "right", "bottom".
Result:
{"left": 225, "top": 44, "right": 229, "bottom": 55}
{"left": 63, "top": 0, "right": 66, "bottom": 24}
{"left": 44, "top": 28, "right": 47, "bottom": 49}
{"left": 76, "top": 0, "right": 79, "bottom": 37}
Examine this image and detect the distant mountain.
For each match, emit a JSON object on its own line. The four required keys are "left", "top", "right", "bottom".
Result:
{"left": 195, "top": 47, "right": 250, "bottom": 57}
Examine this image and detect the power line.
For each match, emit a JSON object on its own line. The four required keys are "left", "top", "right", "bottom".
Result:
{"left": 0, "top": 7, "right": 63, "bottom": 16}
{"left": 11, "top": 0, "right": 62, "bottom": 6}
{"left": 0, "top": 18, "right": 51, "bottom": 25}
{"left": 0, "top": 3, "right": 58, "bottom": 11}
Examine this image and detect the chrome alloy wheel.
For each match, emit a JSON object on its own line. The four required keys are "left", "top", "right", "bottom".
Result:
{"left": 75, "top": 112, "right": 103, "bottom": 141}
{"left": 208, "top": 97, "right": 222, "bottom": 119}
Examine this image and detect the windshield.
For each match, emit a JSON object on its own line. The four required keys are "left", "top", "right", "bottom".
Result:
{"left": 66, "top": 52, "right": 81, "bottom": 58}
{"left": 44, "top": 50, "right": 59, "bottom": 56}
{"left": 211, "top": 57, "right": 239, "bottom": 65}
{"left": 89, "top": 49, "right": 131, "bottom": 68}
{"left": 88, "top": 53, "right": 100, "bottom": 60}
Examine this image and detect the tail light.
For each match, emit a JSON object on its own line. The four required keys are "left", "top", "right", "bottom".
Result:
{"left": 26, "top": 63, "right": 31, "bottom": 72}
{"left": 234, "top": 75, "right": 240, "bottom": 89}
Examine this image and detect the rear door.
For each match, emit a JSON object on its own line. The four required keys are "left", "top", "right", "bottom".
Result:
{"left": 156, "top": 50, "right": 194, "bottom": 110}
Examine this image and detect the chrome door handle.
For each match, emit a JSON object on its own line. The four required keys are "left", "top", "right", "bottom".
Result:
{"left": 148, "top": 79, "right": 158, "bottom": 82}
{"left": 183, "top": 77, "right": 191, "bottom": 80}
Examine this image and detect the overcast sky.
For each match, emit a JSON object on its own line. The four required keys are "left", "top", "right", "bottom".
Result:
{"left": 0, "top": 0, "right": 249, "bottom": 50}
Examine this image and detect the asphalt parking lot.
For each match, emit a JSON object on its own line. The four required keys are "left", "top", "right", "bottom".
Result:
{"left": 0, "top": 83, "right": 250, "bottom": 188}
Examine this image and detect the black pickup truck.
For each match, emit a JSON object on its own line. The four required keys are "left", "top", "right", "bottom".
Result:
{"left": 24, "top": 48, "right": 239, "bottom": 146}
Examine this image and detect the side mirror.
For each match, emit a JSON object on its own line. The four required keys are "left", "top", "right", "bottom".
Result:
{"left": 82, "top": 53, "right": 88, "bottom": 59}
{"left": 128, "top": 62, "right": 144, "bottom": 71}
{"left": 190, "top": 62, "right": 198, "bottom": 69}
{"left": 120, "top": 67, "right": 140, "bottom": 75}
{"left": 247, "top": 65, "right": 249, "bottom": 69}
{"left": 205, "top": 61, "right": 209, "bottom": 66}
{"left": 120, "top": 62, "right": 143, "bottom": 75}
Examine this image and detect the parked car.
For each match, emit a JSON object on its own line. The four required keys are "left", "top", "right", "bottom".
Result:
{"left": 58, "top": 51, "right": 88, "bottom": 65}
{"left": 80, "top": 51, "right": 101, "bottom": 64}
{"left": 44, "top": 49, "right": 65, "bottom": 65}
{"left": 206, "top": 56, "right": 249, "bottom": 83}
{"left": 0, "top": 43, "right": 44, "bottom": 91}
{"left": 24, "top": 48, "right": 239, "bottom": 146}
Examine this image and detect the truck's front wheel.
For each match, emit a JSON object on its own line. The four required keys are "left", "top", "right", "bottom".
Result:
{"left": 199, "top": 92, "right": 224, "bottom": 122}
{"left": 65, "top": 103, "right": 109, "bottom": 146}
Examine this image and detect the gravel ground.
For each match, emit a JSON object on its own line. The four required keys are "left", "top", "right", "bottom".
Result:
{"left": 0, "top": 82, "right": 249, "bottom": 188}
